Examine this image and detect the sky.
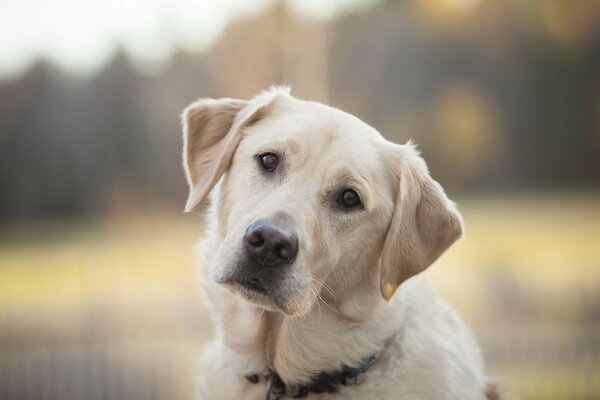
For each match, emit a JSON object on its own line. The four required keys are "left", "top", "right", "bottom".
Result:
{"left": 0, "top": 0, "right": 481, "bottom": 80}
{"left": 0, "top": 0, "right": 386, "bottom": 79}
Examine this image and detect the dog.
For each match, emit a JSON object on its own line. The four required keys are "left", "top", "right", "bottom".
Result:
{"left": 182, "top": 87, "right": 504, "bottom": 399}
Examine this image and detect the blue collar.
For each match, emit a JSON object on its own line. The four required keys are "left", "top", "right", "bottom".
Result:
{"left": 245, "top": 352, "right": 380, "bottom": 399}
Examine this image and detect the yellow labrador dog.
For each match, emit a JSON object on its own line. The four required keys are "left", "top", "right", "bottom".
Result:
{"left": 182, "top": 87, "right": 503, "bottom": 400}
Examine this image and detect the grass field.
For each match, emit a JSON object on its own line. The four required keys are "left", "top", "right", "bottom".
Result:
{"left": 1, "top": 194, "right": 599, "bottom": 399}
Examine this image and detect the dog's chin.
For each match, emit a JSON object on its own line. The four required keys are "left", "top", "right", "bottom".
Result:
{"left": 219, "top": 279, "right": 313, "bottom": 316}
{"left": 225, "top": 280, "right": 281, "bottom": 312}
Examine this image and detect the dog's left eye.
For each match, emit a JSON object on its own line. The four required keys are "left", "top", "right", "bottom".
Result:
{"left": 258, "top": 153, "right": 279, "bottom": 172}
{"left": 339, "top": 189, "right": 361, "bottom": 209}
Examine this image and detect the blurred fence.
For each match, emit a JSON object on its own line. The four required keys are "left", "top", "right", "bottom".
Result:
{"left": 0, "top": 296, "right": 207, "bottom": 400}
{"left": 478, "top": 293, "right": 600, "bottom": 399}
{"left": 0, "top": 340, "right": 191, "bottom": 400}
{"left": 0, "top": 282, "right": 599, "bottom": 400}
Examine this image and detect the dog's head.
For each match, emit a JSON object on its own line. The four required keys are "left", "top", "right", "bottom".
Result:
{"left": 182, "top": 88, "right": 463, "bottom": 316}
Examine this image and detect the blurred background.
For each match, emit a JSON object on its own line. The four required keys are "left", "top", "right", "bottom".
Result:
{"left": 0, "top": 0, "right": 599, "bottom": 399}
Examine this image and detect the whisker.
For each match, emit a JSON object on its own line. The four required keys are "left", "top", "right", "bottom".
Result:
{"left": 301, "top": 275, "right": 341, "bottom": 316}
{"left": 311, "top": 276, "right": 337, "bottom": 300}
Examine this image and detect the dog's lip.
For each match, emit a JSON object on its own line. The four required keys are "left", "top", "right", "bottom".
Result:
{"left": 220, "top": 272, "right": 270, "bottom": 296}
{"left": 224, "top": 277, "right": 282, "bottom": 312}
{"left": 237, "top": 276, "right": 268, "bottom": 294}
{"left": 219, "top": 274, "right": 304, "bottom": 315}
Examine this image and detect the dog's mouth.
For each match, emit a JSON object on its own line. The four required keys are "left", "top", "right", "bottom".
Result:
{"left": 215, "top": 262, "right": 311, "bottom": 315}
{"left": 219, "top": 273, "right": 315, "bottom": 317}
{"left": 224, "top": 275, "right": 285, "bottom": 313}
{"left": 218, "top": 272, "right": 273, "bottom": 301}
{"left": 237, "top": 276, "right": 268, "bottom": 295}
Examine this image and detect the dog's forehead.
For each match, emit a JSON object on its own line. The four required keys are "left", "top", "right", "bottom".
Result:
{"left": 251, "top": 99, "right": 385, "bottom": 156}
{"left": 304, "top": 101, "right": 386, "bottom": 168}
{"left": 292, "top": 99, "right": 381, "bottom": 140}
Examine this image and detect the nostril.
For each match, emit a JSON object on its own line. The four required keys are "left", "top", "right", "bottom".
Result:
{"left": 275, "top": 236, "right": 298, "bottom": 262}
{"left": 275, "top": 243, "right": 291, "bottom": 260}
{"left": 245, "top": 229, "right": 264, "bottom": 248}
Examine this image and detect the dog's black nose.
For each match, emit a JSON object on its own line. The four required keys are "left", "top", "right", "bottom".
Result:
{"left": 244, "top": 219, "right": 298, "bottom": 264}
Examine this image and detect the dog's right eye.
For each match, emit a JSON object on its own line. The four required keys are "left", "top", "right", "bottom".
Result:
{"left": 258, "top": 153, "right": 279, "bottom": 172}
{"left": 339, "top": 189, "right": 361, "bottom": 209}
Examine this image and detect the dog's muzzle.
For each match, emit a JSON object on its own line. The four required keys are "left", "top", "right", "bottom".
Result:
{"left": 224, "top": 218, "right": 299, "bottom": 296}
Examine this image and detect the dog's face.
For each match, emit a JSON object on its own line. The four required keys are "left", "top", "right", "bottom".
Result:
{"left": 209, "top": 102, "right": 396, "bottom": 315}
{"left": 182, "top": 88, "right": 463, "bottom": 316}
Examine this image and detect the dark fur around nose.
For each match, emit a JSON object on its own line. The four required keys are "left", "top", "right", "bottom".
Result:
{"left": 244, "top": 219, "right": 298, "bottom": 265}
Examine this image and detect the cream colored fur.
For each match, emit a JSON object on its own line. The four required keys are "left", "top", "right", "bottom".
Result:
{"left": 182, "top": 87, "right": 505, "bottom": 399}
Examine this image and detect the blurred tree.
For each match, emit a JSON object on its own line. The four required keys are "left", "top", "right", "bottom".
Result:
{"left": 0, "top": 0, "right": 598, "bottom": 221}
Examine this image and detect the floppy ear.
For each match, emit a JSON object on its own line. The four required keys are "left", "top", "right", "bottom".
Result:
{"left": 380, "top": 143, "right": 464, "bottom": 300}
{"left": 181, "top": 88, "right": 289, "bottom": 212}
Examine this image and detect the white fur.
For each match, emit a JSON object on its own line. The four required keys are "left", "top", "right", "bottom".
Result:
{"left": 183, "top": 88, "right": 503, "bottom": 399}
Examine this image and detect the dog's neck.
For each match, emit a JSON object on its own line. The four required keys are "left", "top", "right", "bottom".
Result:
{"left": 262, "top": 291, "right": 402, "bottom": 385}
{"left": 214, "top": 287, "right": 402, "bottom": 387}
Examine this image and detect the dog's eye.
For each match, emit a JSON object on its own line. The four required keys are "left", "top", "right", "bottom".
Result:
{"left": 339, "top": 189, "right": 361, "bottom": 209}
{"left": 258, "top": 153, "right": 278, "bottom": 172}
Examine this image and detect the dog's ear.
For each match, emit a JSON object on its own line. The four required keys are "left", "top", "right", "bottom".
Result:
{"left": 181, "top": 88, "right": 289, "bottom": 212}
{"left": 379, "top": 143, "right": 464, "bottom": 300}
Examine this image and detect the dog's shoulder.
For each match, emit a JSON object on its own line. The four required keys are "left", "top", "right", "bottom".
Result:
{"left": 333, "top": 279, "right": 490, "bottom": 399}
